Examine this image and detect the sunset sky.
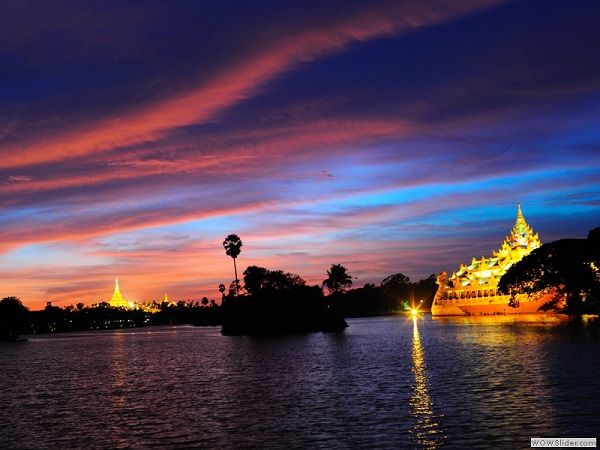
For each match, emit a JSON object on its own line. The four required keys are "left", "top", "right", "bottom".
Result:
{"left": 2, "top": 0, "right": 599, "bottom": 310}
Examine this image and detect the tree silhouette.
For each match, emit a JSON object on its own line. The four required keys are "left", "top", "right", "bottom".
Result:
{"left": 0, "top": 296, "right": 30, "bottom": 341}
{"left": 243, "top": 265, "right": 270, "bottom": 295}
{"left": 223, "top": 234, "right": 243, "bottom": 295}
{"left": 323, "top": 264, "right": 353, "bottom": 294}
{"left": 243, "top": 265, "right": 306, "bottom": 295}
{"left": 497, "top": 228, "right": 600, "bottom": 313}
{"left": 381, "top": 273, "right": 411, "bottom": 286}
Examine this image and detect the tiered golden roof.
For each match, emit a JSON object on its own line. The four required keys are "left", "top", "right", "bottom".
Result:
{"left": 446, "top": 204, "right": 540, "bottom": 296}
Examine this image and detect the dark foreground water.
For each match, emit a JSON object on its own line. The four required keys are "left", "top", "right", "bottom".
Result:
{"left": 1, "top": 315, "right": 599, "bottom": 449}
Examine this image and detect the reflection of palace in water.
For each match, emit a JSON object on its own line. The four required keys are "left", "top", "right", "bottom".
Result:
{"left": 432, "top": 204, "right": 555, "bottom": 316}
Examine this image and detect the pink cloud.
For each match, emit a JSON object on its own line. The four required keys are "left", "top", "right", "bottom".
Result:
{"left": 6, "top": 175, "right": 33, "bottom": 182}
{"left": 0, "top": 1, "right": 504, "bottom": 171}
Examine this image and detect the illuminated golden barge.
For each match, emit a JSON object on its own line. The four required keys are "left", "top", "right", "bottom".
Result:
{"left": 432, "top": 204, "right": 554, "bottom": 316}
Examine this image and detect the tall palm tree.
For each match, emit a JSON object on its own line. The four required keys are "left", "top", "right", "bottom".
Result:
{"left": 223, "top": 234, "right": 243, "bottom": 295}
{"left": 323, "top": 264, "right": 353, "bottom": 294}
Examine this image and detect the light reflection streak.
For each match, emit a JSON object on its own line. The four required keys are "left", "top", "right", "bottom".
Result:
{"left": 410, "top": 316, "right": 445, "bottom": 448}
{"left": 110, "top": 332, "right": 129, "bottom": 410}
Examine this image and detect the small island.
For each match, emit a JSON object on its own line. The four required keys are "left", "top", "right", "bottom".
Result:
{"left": 219, "top": 266, "right": 349, "bottom": 336}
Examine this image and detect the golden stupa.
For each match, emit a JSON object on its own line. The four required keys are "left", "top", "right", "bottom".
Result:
{"left": 109, "top": 277, "right": 130, "bottom": 308}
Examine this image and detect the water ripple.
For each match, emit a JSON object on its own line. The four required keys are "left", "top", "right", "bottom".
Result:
{"left": 1, "top": 317, "right": 599, "bottom": 449}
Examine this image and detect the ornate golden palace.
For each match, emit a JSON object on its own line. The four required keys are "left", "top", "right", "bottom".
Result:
{"left": 432, "top": 204, "right": 552, "bottom": 315}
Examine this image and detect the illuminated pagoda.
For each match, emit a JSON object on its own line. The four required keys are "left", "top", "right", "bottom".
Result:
{"left": 432, "top": 204, "right": 550, "bottom": 315}
{"left": 109, "top": 277, "right": 131, "bottom": 308}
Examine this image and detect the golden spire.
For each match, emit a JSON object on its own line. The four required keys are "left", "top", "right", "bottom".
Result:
{"left": 515, "top": 203, "right": 527, "bottom": 232}
{"left": 109, "top": 277, "right": 129, "bottom": 308}
{"left": 496, "top": 204, "right": 540, "bottom": 257}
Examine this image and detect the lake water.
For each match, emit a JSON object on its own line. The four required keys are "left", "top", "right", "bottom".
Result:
{"left": 1, "top": 315, "right": 599, "bottom": 449}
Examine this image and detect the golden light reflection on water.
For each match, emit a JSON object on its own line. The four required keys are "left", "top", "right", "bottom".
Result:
{"left": 110, "top": 332, "right": 129, "bottom": 410}
{"left": 107, "top": 331, "right": 144, "bottom": 448}
{"left": 410, "top": 316, "right": 445, "bottom": 448}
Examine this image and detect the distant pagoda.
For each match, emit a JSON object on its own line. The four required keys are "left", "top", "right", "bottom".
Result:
{"left": 432, "top": 204, "right": 550, "bottom": 315}
{"left": 109, "top": 277, "right": 130, "bottom": 308}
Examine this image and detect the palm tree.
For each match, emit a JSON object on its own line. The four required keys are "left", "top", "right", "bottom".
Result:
{"left": 223, "top": 234, "right": 243, "bottom": 295}
{"left": 323, "top": 264, "right": 353, "bottom": 294}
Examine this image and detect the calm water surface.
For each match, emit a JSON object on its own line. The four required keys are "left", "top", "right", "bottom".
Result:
{"left": 1, "top": 315, "right": 599, "bottom": 449}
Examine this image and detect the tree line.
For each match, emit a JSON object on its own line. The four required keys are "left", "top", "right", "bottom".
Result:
{"left": 0, "top": 298, "right": 223, "bottom": 341}
{"left": 0, "top": 266, "right": 435, "bottom": 340}
{"left": 4, "top": 226, "right": 596, "bottom": 340}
